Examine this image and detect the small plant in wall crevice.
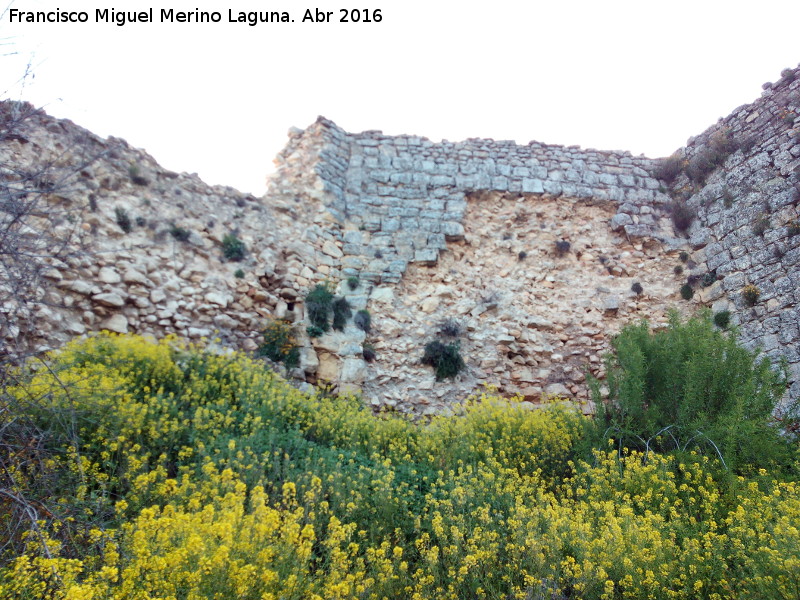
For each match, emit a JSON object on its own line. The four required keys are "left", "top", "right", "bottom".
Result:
{"left": 422, "top": 340, "right": 465, "bottom": 381}
{"left": 742, "top": 284, "right": 760, "bottom": 307}
{"left": 222, "top": 233, "right": 247, "bottom": 261}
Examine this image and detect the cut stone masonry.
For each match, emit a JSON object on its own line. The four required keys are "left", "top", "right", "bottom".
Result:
{"left": 274, "top": 117, "right": 672, "bottom": 287}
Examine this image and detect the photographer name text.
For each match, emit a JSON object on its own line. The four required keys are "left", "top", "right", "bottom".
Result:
{"left": 7, "top": 7, "right": 383, "bottom": 26}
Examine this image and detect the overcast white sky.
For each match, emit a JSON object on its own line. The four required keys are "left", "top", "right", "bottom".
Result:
{"left": 2, "top": 0, "right": 799, "bottom": 195}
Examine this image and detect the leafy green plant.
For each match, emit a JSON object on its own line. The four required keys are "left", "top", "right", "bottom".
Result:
{"left": 631, "top": 282, "right": 643, "bottom": 296}
{"left": 589, "top": 310, "right": 790, "bottom": 472}
{"left": 306, "top": 283, "right": 335, "bottom": 332}
{"left": 679, "top": 251, "right": 689, "bottom": 262}
{"left": 306, "top": 325, "right": 324, "bottom": 338}
{"left": 674, "top": 265, "right": 684, "bottom": 275}
{"left": 347, "top": 276, "right": 360, "bottom": 290}
{"left": 713, "top": 310, "right": 731, "bottom": 329}
{"left": 362, "top": 343, "right": 376, "bottom": 362}
{"left": 680, "top": 283, "right": 694, "bottom": 300}
{"left": 258, "top": 320, "right": 299, "bottom": 369}
{"left": 422, "top": 341, "right": 466, "bottom": 381}
{"left": 234, "top": 268, "right": 245, "bottom": 279}
{"left": 222, "top": 233, "right": 246, "bottom": 261}
{"left": 354, "top": 309, "right": 371, "bottom": 333}
{"left": 115, "top": 207, "right": 132, "bottom": 233}
{"left": 332, "top": 297, "right": 352, "bottom": 332}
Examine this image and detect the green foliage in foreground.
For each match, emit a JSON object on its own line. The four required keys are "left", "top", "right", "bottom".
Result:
{"left": 1, "top": 333, "right": 799, "bottom": 600}
{"left": 590, "top": 310, "right": 793, "bottom": 473}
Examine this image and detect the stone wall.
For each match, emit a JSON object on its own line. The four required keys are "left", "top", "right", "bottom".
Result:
{"left": 3, "top": 63, "right": 798, "bottom": 414}
{"left": 283, "top": 117, "right": 671, "bottom": 286}
{"left": 660, "top": 66, "right": 800, "bottom": 403}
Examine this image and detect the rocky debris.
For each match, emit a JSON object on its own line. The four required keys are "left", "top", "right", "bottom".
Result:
{"left": 358, "top": 192, "right": 687, "bottom": 415}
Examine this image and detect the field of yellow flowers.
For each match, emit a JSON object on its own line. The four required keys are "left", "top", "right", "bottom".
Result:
{"left": 2, "top": 333, "right": 799, "bottom": 599}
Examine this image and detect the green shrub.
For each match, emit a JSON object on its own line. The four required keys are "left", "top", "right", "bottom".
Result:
{"left": 554, "top": 240, "right": 571, "bottom": 256}
{"left": 332, "top": 297, "right": 352, "bottom": 332}
{"left": 362, "top": 343, "right": 376, "bottom": 362}
{"left": 258, "top": 320, "right": 299, "bottom": 369}
{"left": 170, "top": 224, "right": 191, "bottom": 242}
{"left": 589, "top": 310, "right": 791, "bottom": 472}
{"left": 713, "top": 310, "right": 731, "bottom": 329}
{"left": 630, "top": 282, "right": 643, "bottom": 296}
{"left": 701, "top": 271, "right": 717, "bottom": 287}
{"left": 680, "top": 283, "right": 694, "bottom": 300}
{"left": 679, "top": 251, "right": 689, "bottom": 262}
{"left": 674, "top": 265, "right": 684, "bottom": 275}
{"left": 422, "top": 341, "right": 465, "bottom": 381}
{"left": 347, "top": 276, "right": 360, "bottom": 290}
{"left": 306, "top": 325, "right": 324, "bottom": 338}
{"left": 306, "top": 283, "right": 335, "bottom": 332}
{"left": 222, "top": 233, "right": 246, "bottom": 261}
{"left": 354, "top": 309, "right": 371, "bottom": 333}
{"left": 7, "top": 333, "right": 800, "bottom": 599}
{"left": 115, "top": 207, "right": 132, "bottom": 233}
{"left": 234, "top": 268, "right": 245, "bottom": 279}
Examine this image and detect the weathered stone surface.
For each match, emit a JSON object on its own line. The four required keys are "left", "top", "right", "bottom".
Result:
{"left": 101, "top": 314, "right": 128, "bottom": 333}
{"left": 204, "top": 292, "right": 230, "bottom": 307}
{"left": 98, "top": 267, "right": 121, "bottom": 284}
{"left": 93, "top": 292, "right": 126, "bottom": 307}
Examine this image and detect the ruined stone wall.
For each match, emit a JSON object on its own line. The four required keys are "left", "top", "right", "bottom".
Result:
{"left": 4, "top": 62, "right": 798, "bottom": 414}
{"left": 662, "top": 65, "right": 800, "bottom": 403}
{"left": 263, "top": 119, "right": 686, "bottom": 410}
{"left": 283, "top": 117, "right": 671, "bottom": 286}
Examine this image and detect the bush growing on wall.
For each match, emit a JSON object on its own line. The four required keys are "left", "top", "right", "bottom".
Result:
{"left": 589, "top": 310, "right": 791, "bottom": 473}
{"left": 422, "top": 341, "right": 465, "bottom": 381}
{"left": 332, "top": 297, "right": 352, "bottom": 331}
{"left": 305, "top": 283, "right": 335, "bottom": 332}
{"left": 222, "top": 233, "right": 247, "bottom": 261}
{"left": 258, "top": 320, "right": 300, "bottom": 369}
